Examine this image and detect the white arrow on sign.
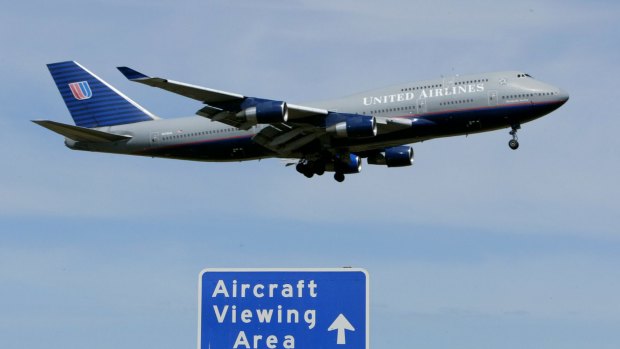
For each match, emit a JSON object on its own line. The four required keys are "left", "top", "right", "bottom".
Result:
{"left": 328, "top": 313, "right": 355, "bottom": 345}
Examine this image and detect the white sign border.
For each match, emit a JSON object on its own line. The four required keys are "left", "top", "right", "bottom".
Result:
{"left": 197, "top": 267, "right": 370, "bottom": 349}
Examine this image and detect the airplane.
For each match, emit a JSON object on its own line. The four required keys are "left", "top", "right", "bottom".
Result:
{"left": 35, "top": 61, "right": 569, "bottom": 182}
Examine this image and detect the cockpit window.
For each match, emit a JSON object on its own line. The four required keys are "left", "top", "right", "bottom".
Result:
{"left": 517, "top": 73, "right": 533, "bottom": 78}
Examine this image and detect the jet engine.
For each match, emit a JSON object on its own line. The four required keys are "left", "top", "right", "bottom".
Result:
{"left": 236, "top": 101, "right": 288, "bottom": 124}
{"left": 367, "top": 146, "right": 414, "bottom": 167}
{"left": 326, "top": 113, "right": 377, "bottom": 138}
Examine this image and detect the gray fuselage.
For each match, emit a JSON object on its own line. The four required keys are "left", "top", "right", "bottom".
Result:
{"left": 67, "top": 71, "right": 569, "bottom": 161}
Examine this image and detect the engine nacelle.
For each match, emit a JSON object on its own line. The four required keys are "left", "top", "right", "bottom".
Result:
{"left": 325, "top": 154, "right": 362, "bottom": 174}
{"left": 236, "top": 101, "right": 288, "bottom": 124}
{"left": 367, "top": 146, "right": 414, "bottom": 167}
{"left": 326, "top": 114, "right": 377, "bottom": 138}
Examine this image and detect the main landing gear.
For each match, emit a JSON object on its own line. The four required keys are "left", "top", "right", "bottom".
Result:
{"left": 334, "top": 172, "right": 345, "bottom": 182}
{"left": 295, "top": 159, "right": 325, "bottom": 179}
{"left": 508, "top": 124, "right": 520, "bottom": 150}
{"left": 296, "top": 159, "right": 347, "bottom": 182}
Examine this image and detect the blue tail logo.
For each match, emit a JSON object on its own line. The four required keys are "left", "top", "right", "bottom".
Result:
{"left": 68, "top": 81, "right": 92, "bottom": 100}
{"left": 48, "top": 61, "right": 158, "bottom": 128}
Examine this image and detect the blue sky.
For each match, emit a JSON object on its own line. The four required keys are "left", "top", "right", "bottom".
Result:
{"left": 1, "top": 1, "right": 619, "bottom": 348}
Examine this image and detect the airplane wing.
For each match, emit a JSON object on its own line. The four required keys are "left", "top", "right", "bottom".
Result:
{"left": 117, "top": 67, "right": 329, "bottom": 122}
{"left": 375, "top": 116, "right": 435, "bottom": 133}
{"left": 117, "top": 67, "right": 244, "bottom": 103}
{"left": 117, "top": 66, "right": 408, "bottom": 156}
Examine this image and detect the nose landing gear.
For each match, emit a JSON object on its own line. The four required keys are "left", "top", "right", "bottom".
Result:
{"left": 508, "top": 124, "right": 520, "bottom": 150}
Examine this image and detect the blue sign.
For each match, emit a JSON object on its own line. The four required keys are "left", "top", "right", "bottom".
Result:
{"left": 199, "top": 268, "right": 369, "bottom": 349}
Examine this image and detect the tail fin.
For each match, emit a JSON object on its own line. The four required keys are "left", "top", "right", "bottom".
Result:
{"left": 47, "top": 61, "right": 159, "bottom": 128}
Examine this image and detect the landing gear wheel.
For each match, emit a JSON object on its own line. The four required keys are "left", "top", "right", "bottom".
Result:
{"left": 508, "top": 124, "right": 520, "bottom": 150}
{"left": 296, "top": 163, "right": 305, "bottom": 173}
{"left": 508, "top": 139, "right": 519, "bottom": 150}
{"left": 297, "top": 160, "right": 314, "bottom": 178}
{"left": 334, "top": 172, "right": 345, "bottom": 182}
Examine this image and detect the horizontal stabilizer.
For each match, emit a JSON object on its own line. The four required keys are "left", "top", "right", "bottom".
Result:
{"left": 32, "top": 120, "right": 131, "bottom": 142}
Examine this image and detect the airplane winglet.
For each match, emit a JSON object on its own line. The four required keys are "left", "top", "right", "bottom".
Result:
{"left": 117, "top": 66, "right": 149, "bottom": 80}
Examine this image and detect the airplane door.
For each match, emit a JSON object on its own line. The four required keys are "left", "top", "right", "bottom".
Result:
{"left": 150, "top": 132, "right": 159, "bottom": 146}
{"left": 443, "top": 76, "right": 455, "bottom": 88}
{"left": 488, "top": 91, "right": 498, "bottom": 106}
{"left": 418, "top": 98, "right": 427, "bottom": 114}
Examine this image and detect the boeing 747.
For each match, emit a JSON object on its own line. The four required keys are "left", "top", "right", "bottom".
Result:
{"left": 35, "top": 61, "right": 568, "bottom": 182}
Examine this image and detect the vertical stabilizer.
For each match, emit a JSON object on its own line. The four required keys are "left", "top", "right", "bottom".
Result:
{"left": 47, "top": 61, "right": 158, "bottom": 128}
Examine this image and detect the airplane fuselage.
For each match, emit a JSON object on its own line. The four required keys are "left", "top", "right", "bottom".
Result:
{"left": 69, "top": 71, "right": 567, "bottom": 163}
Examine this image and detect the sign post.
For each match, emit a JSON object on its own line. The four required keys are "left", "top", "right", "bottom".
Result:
{"left": 198, "top": 268, "right": 369, "bottom": 349}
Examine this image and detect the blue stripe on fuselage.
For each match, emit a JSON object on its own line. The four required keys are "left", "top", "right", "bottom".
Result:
{"left": 392, "top": 99, "right": 564, "bottom": 126}
{"left": 136, "top": 134, "right": 272, "bottom": 161}
{"left": 134, "top": 100, "right": 563, "bottom": 161}
{"left": 334, "top": 100, "right": 566, "bottom": 148}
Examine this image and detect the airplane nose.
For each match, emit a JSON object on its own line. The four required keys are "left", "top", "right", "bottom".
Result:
{"left": 558, "top": 88, "right": 569, "bottom": 103}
